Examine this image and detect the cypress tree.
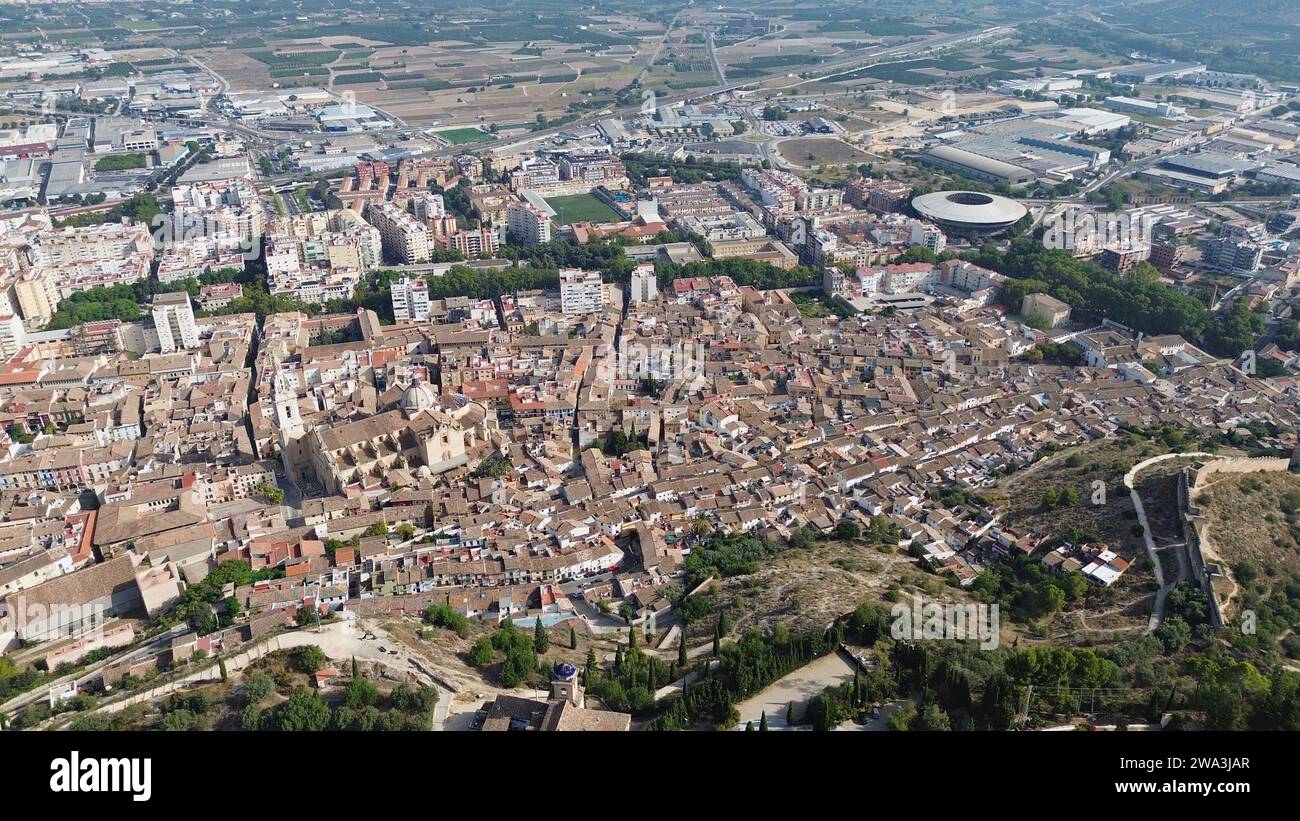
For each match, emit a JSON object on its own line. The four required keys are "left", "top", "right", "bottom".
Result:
{"left": 786, "top": 702, "right": 794, "bottom": 725}
{"left": 533, "top": 617, "right": 549, "bottom": 655}
{"left": 760, "top": 711, "right": 768, "bottom": 731}
{"left": 628, "top": 624, "right": 637, "bottom": 650}
{"left": 569, "top": 626, "right": 577, "bottom": 650}
{"left": 678, "top": 633, "right": 688, "bottom": 666}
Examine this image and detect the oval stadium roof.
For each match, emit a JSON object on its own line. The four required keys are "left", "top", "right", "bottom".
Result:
{"left": 911, "top": 190, "right": 1028, "bottom": 231}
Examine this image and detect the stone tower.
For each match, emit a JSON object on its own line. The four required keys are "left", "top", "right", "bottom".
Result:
{"left": 273, "top": 364, "right": 309, "bottom": 484}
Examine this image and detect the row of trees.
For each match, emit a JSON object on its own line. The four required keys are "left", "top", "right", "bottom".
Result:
{"left": 53, "top": 193, "right": 161, "bottom": 229}
{"left": 621, "top": 153, "right": 749, "bottom": 186}
{"left": 43, "top": 267, "right": 244, "bottom": 329}
{"left": 652, "top": 255, "right": 821, "bottom": 291}
{"left": 649, "top": 624, "right": 840, "bottom": 730}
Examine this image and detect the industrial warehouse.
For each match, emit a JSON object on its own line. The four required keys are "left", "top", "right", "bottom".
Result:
{"left": 921, "top": 109, "right": 1126, "bottom": 186}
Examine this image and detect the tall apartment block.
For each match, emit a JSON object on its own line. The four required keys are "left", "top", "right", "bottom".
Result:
{"left": 629, "top": 263, "right": 658, "bottom": 304}
{"left": 560, "top": 268, "right": 605, "bottom": 316}
{"left": 391, "top": 275, "right": 431, "bottom": 323}
{"left": 152, "top": 291, "right": 199, "bottom": 353}
{"left": 367, "top": 201, "right": 430, "bottom": 265}
{"left": 507, "top": 202, "right": 553, "bottom": 245}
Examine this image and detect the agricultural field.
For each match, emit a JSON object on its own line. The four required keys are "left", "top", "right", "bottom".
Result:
{"left": 641, "top": 26, "right": 717, "bottom": 95}
{"left": 170, "top": 12, "right": 659, "bottom": 127}
{"left": 544, "top": 193, "right": 621, "bottom": 225}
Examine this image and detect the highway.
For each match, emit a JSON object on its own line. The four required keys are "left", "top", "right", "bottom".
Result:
{"left": 707, "top": 31, "right": 726, "bottom": 87}
{"left": 775, "top": 26, "right": 1015, "bottom": 91}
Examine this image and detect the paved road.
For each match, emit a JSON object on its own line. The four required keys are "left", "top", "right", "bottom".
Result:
{"left": 707, "top": 32, "right": 725, "bottom": 86}
{"left": 835, "top": 697, "right": 913, "bottom": 732}
{"left": 557, "top": 570, "right": 637, "bottom": 632}
{"left": 1, "top": 623, "right": 191, "bottom": 718}
{"left": 88, "top": 615, "right": 449, "bottom": 717}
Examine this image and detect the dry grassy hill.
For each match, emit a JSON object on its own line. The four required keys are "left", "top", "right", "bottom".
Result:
{"left": 1194, "top": 470, "right": 1300, "bottom": 575}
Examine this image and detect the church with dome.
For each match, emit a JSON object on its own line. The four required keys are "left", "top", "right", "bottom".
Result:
{"left": 294, "top": 375, "right": 497, "bottom": 494}
{"left": 399, "top": 377, "right": 439, "bottom": 415}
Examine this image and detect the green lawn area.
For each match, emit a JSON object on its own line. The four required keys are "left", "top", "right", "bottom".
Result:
{"left": 94, "top": 153, "right": 148, "bottom": 172}
{"left": 791, "top": 291, "right": 854, "bottom": 319}
{"left": 544, "top": 193, "right": 621, "bottom": 225}
{"left": 435, "top": 127, "right": 493, "bottom": 145}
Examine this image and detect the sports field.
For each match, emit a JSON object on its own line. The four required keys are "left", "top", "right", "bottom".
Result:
{"left": 435, "top": 127, "right": 493, "bottom": 145}
{"left": 544, "top": 193, "right": 621, "bottom": 225}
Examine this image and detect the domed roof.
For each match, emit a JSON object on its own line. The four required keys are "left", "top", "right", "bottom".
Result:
{"left": 399, "top": 378, "right": 438, "bottom": 415}
{"left": 553, "top": 662, "right": 578, "bottom": 681}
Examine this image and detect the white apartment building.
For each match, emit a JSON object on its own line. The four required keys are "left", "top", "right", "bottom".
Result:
{"left": 11, "top": 268, "right": 60, "bottom": 324}
{"left": 0, "top": 311, "right": 24, "bottom": 358}
{"left": 910, "top": 222, "right": 947, "bottom": 254}
{"left": 151, "top": 290, "right": 199, "bottom": 352}
{"left": 156, "top": 234, "right": 247, "bottom": 283}
{"left": 629, "top": 263, "right": 658, "bottom": 304}
{"left": 510, "top": 157, "right": 561, "bottom": 192}
{"left": 28, "top": 222, "right": 156, "bottom": 299}
{"left": 438, "top": 226, "right": 500, "bottom": 257}
{"left": 270, "top": 210, "right": 382, "bottom": 269}
{"left": 507, "top": 202, "right": 553, "bottom": 245}
{"left": 391, "top": 275, "right": 431, "bottom": 323}
{"left": 32, "top": 222, "right": 154, "bottom": 269}
{"left": 796, "top": 188, "right": 844, "bottom": 211}
{"left": 742, "top": 168, "right": 837, "bottom": 213}
{"left": 560, "top": 268, "right": 604, "bottom": 316}
{"left": 367, "top": 201, "right": 430, "bottom": 265}
{"left": 413, "top": 193, "right": 446, "bottom": 220}
{"left": 170, "top": 178, "right": 266, "bottom": 246}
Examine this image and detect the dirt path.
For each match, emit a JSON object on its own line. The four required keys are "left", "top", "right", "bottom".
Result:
{"left": 1124, "top": 452, "right": 1212, "bottom": 632}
